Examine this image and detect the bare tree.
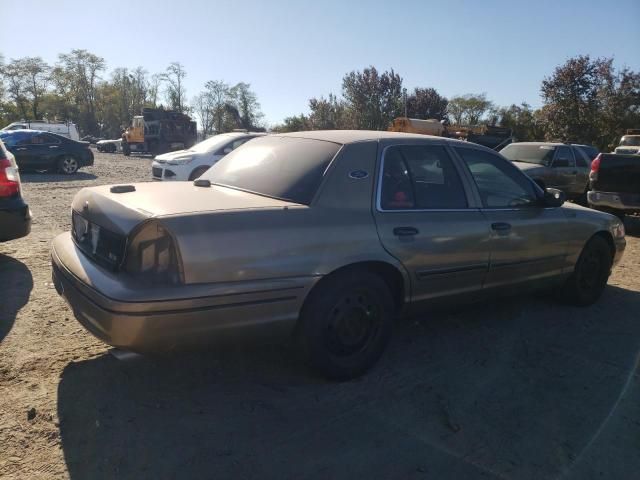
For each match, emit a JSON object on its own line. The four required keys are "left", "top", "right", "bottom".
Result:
{"left": 161, "top": 62, "right": 187, "bottom": 112}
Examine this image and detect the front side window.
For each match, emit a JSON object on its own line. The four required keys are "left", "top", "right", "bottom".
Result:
{"left": 380, "top": 145, "right": 467, "bottom": 210}
{"left": 456, "top": 147, "right": 539, "bottom": 209}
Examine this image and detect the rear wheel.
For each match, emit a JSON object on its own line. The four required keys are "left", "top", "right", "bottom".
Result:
{"left": 57, "top": 155, "right": 79, "bottom": 174}
{"left": 297, "top": 269, "right": 394, "bottom": 380}
{"left": 559, "top": 236, "right": 612, "bottom": 306}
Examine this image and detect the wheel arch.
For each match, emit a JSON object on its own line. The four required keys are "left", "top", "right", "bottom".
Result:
{"left": 302, "top": 261, "right": 409, "bottom": 315}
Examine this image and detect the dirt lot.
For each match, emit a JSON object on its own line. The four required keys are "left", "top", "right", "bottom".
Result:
{"left": 1, "top": 150, "right": 639, "bottom": 479}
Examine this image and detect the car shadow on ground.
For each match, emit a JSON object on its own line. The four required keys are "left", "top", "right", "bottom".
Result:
{"left": 0, "top": 254, "right": 33, "bottom": 342}
{"left": 58, "top": 286, "right": 640, "bottom": 480}
{"left": 21, "top": 172, "right": 97, "bottom": 183}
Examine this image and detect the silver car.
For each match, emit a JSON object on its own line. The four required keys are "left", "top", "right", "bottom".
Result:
{"left": 51, "top": 131, "right": 626, "bottom": 379}
{"left": 500, "top": 142, "right": 592, "bottom": 200}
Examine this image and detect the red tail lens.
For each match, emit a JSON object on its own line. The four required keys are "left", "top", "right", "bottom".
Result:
{"left": 591, "top": 154, "right": 601, "bottom": 173}
{"left": 0, "top": 158, "right": 21, "bottom": 197}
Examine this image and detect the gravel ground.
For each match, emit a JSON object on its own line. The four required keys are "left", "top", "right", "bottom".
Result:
{"left": 1, "top": 150, "right": 639, "bottom": 479}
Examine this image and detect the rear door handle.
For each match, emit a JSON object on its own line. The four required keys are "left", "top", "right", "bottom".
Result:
{"left": 49, "top": 145, "right": 59, "bottom": 149}
{"left": 393, "top": 226, "right": 419, "bottom": 237}
{"left": 15, "top": 147, "right": 27, "bottom": 151}
{"left": 491, "top": 222, "right": 511, "bottom": 232}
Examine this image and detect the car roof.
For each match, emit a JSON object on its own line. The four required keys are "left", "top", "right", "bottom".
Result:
{"left": 506, "top": 141, "right": 567, "bottom": 147}
{"left": 273, "top": 129, "right": 473, "bottom": 146}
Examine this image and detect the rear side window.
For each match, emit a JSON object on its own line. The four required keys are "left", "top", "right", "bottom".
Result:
{"left": 554, "top": 146, "right": 575, "bottom": 167}
{"left": 32, "top": 133, "right": 61, "bottom": 144}
{"left": 456, "top": 148, "right": 539, "bottom": 209}
{"left": 380, "top": 145, "right": 468, "bottom": 210}
{"left": 573, "top": 147, "right": 589, "bottom": 167}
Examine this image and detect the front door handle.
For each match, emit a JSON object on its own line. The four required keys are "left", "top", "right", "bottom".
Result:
{"left": 393, "top": 226, "right": 419, "bottom": 237}
{"left": 49, "top": 145, "right": 59, "bottom": 149}
{"left": 15, "top": 147, "right": 27, "bottom": 151}
{"left": 491, "top": 222, "right": 511, "bottom": 232}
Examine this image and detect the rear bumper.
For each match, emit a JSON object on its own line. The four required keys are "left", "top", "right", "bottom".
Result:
{"left": 588, "top": 191, "right": 640, "bottom": 213}
{"left": 0, "top": 201, "right": 31, "bottom": 242}
{"left": 51, "top": 233, "right": 315, "bottom": 351}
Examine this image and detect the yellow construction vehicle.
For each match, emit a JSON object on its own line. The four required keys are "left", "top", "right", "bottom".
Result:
{"left": 121, "top": 108, "right": 197, "bottom": 156}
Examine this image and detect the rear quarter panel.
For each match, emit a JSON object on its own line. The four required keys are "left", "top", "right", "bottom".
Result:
{"left": 561, "top": 203, "right": 620, "bottom": 266}
{"left": 161, "top": 141, "right": 407, "bottom": 286}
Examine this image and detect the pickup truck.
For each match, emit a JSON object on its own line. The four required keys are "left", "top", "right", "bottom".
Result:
{"left": 587, "top": 152, "right": 640, "bottom": 219}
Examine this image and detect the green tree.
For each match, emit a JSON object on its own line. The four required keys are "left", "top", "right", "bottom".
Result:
{"left": 405, "top": 87, "right": 448, "bottom": 121}
{"left": 161, "top": 62, "right": 187, "bottom": 113}
{"left": 271, "top": 114, "right": 310, "bottom": 133}
{"left": 447, "top": 93, "right": 493, "bottom": 125}
{"left": 53, "top": 49, "right": 106, "bottom": 134}
{"left": 228, "top": 82, "right": 263, "bottom": 130}
{"left": 308, "top": 93, "right": 353, "bottom": 129}
{"left": 342, "top": 66, "right": 403, "bottom": 130}
{"left": 495, "top": 103, "right": 544, "bottom": 141}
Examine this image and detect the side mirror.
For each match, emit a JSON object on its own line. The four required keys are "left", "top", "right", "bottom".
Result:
{"left": 544, "top": 188, "right": 565, "bottom": 207}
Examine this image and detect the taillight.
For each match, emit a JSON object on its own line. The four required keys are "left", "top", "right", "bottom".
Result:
{"left": 589, "top": 154, "right": 601, "bottom": 182}
{"left": 0, "top": 158, "right": 21, "bottom": 197}
{"left": 124, "top": 221, "right": 184, "bottom": 285}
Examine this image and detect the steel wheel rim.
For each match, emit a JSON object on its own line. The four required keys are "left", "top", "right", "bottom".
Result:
{"left": 324, "top": 291, "right": 381, "bottom": 357}
{"left": 578, "top": 249, "right": 602, "bottom": 292}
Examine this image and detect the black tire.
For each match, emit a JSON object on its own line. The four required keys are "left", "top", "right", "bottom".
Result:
{"left": 297, "top": 269, "right": 394, "bottom": 380}
{"left": 188, "top": 166, "right": 210, "bottom": 181}
{"left": 57, "top": 155, "right": 79, "bottom": 174}
{"left": 122, "top": 141, "right": 131, "bottom": 156}
{"left": 559, "top": 236, "right": 612, "bottom": 306}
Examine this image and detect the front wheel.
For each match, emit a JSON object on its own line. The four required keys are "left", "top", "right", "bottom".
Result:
{"left": 297, "top": 270, "right": 394, "bottom": 380}
{"left": 559, "top": 236, "right": 612, "bottom": 306}
{"left": 57, "top": 155, "right": 79, "bottom": 174}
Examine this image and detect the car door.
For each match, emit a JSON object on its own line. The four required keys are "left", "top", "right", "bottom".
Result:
{"left": 373, "top": 143, "right": 492, "bottom": 304}
{"left": 34, "top": 133, "right": 63, "bottom": 169}
{"left": 572, "top": 147, "right": 591, "bottom": 193}
{"left": 24, "top": 133, "right": 60, "bottom": 170}
{"left": 3, "top": 131, "right": 34, "bottom": 169}
{"left": 453, "top": 146, "right": 569, "bottom": 289}
{"left": 551, "top": 146, "right": 579, "bottom": 195}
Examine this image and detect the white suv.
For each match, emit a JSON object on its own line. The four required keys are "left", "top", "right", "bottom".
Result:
{"left": 151, "top": 132, "right": 265, "bottom": 181}
{"left": 1, "top": 121, "right": 80, "bottom": 141}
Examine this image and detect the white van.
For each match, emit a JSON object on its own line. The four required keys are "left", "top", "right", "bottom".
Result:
{"left": 1, "top": 121, "right": 80, "bottom": 141}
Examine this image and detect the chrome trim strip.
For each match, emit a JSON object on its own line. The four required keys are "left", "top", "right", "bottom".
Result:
{"left": 416, "top": 263, "right": 489, "bottom": 279}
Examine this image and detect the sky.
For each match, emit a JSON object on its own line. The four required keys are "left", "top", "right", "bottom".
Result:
{"left": 1, "top": 0, "right": 639, "bottom": 126}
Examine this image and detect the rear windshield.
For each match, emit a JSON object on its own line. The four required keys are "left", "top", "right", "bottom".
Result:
{"left": 500, "top": 144, "right": 556, "bottom": 165}
{"left": 201, "top": 136, "right": 341, "bottom": 205}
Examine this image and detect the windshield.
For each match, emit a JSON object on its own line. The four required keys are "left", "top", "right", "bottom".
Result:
{"left": 500, "top": 144, "right": 556, "bottom": 165}
{"left": 620, "top": 136, "right": 640, "bottom": 147}
{"left": 201, "top": 136, "right": 340, "bottom": 204}
{"left": 189, "top": 134, "right": 242, "bottom": 153}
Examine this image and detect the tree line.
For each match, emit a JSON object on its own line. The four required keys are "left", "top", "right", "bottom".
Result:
{"left": 1, "top": 51, "right": 638, "bottom": 150}
{"left": 273, "top": 57, "right": 640, "bottom": 151}
{"left": 0, "top": 49, "right": 264, "bottom": 139}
